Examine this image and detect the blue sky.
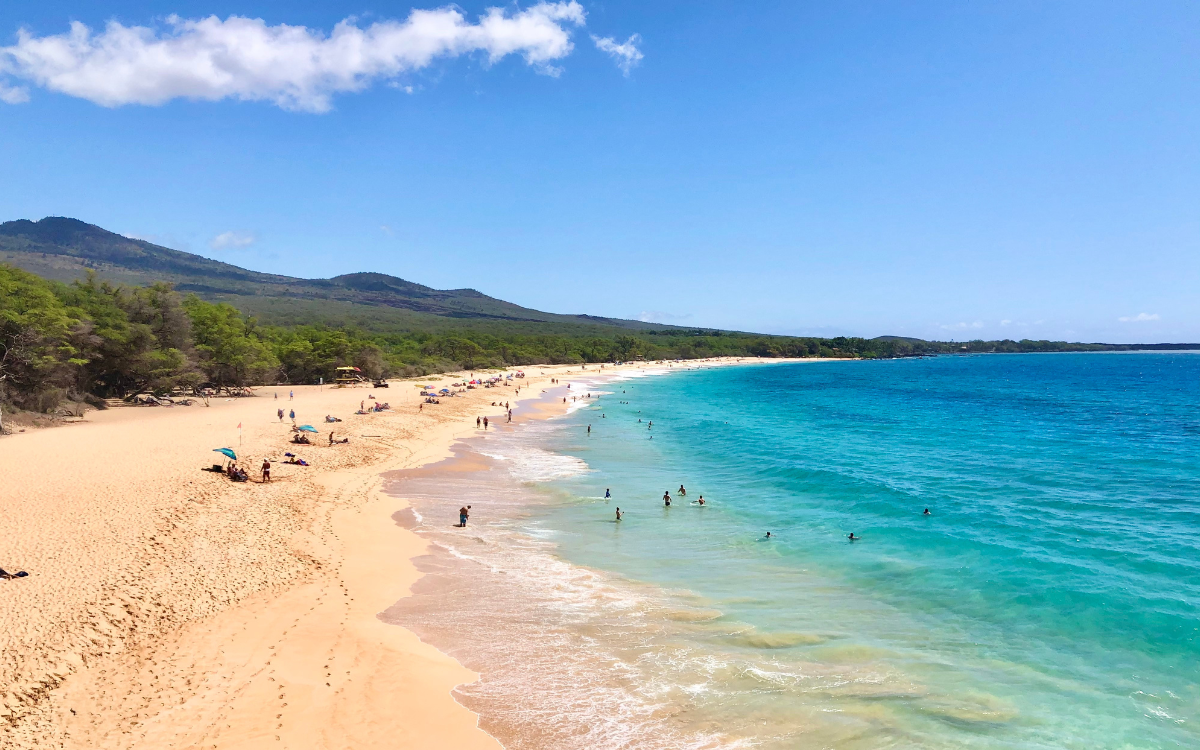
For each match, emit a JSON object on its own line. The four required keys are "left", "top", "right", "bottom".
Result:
{"left": 1, "top": 2, "right": 1197, "bottom": 342}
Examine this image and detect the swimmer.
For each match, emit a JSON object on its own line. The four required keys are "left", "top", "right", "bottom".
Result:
{"left": 616, "top": 507, "right": 623, "bottom": 521}
{"left": 764, "top": 531, "right": 772, "bottom": 539}
{"left": 923, "top": 508, "right": 931, "bottom": 515}
{"left": 678, "top": 485, "right": 686, "bottom": 496}
{"left": 697, "top": 495, "right": 705, "bottom": 505}
{"left": 848, "top": 533, "right": 859, "bottom": 541}
{"left": 663, "top": 492, "right": 672, "bottom": 507}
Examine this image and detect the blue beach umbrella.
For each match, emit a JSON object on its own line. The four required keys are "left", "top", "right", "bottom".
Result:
{"left": 213, "top": 448, "right": 237, "bottom": 460}
{"left": 298, "top": 424, "right": 319, "bottom": 433}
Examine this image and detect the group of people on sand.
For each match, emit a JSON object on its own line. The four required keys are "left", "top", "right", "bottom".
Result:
{"left": 224, "top": 458, "right": 274, "bottom": 483}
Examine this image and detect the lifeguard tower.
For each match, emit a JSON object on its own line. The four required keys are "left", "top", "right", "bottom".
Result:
{"left": 334, "top": 366, "right": 366, "bottom": 386}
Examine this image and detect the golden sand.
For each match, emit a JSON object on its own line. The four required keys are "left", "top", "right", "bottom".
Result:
{"left": 0, "top": 358, "right": 787, "bottom": 749}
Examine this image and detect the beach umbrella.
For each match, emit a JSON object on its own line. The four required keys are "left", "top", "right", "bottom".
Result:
{"left": 213, "top": 448, "right": 237, "bottom": 460}
{"left": 298, "top": 425, "right": 319, "bottom": 433}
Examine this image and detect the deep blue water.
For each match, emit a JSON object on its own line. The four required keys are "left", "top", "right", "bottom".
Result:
{"left": 538, "top": 353, "right": 1200, "bottom": 748}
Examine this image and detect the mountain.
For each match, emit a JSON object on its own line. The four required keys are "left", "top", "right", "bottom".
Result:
{"left": 0, "top": 217, "right": 668, "bottom": 334}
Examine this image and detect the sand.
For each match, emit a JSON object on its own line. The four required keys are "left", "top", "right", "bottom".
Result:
{"left": 0, "top": 358, "right": 801, "bottom": 748}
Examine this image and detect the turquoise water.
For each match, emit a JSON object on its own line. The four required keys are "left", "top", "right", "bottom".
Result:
{"left": 534, "top": 354, "right": 1200, "bottom": 748}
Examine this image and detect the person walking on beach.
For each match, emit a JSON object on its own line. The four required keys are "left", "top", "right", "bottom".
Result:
{"left": 261, "top": 458, "right": 271, "bottom": 482}
{"left": 663, "top": 491, "right": 672, "bottom": 507}
{"left": 277, "top": 408, "right": 284, "bottom": 422}
{"left": 477, "top": 416, "right": 481, "bottom": 428}
{"left": 483, "top": 416, "right": 489, "bottom": 429}
{"left": 289, "top": 390, "right": 294, "bottom": 400}
{"left": 459, "top": 506, "right": 470, "bottom": 527}
{"left": 289, "top": 409, "right": 295, "bottom": 420}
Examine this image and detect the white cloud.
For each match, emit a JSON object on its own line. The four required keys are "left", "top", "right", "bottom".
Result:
{"left": 1118, "top": 312, "right": 1160, "bottom": 322}
{"left": 0, "top": 3, "right": 588, "bottom": 112}
{"left": 638, "top": 310, "right": 692, "bottom": 324}
{"left": 1000, "top": 319, "right": 1012, "bottom": 326}
{"left": 939, "top": 321, "right": 984, "bottom": 331}
{"left": 0, "top": 82, "right": 28, "bottom": 103}
{"left": 210, "top": 231, "right": 256, "bottom": 250}
{"left": 592, "top": 33, "right": 643, "bottom": 75}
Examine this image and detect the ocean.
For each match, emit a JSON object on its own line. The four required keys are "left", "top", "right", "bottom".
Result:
{"left": 383, "top": 353, "right": 1200, "bottom": 749}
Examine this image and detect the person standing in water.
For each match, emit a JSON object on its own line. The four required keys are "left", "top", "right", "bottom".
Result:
{"left": 663, "top": 491, "right": 672, "bottom": 507}
{"left": 587, "top": 424, "right": 591, "bottom": 434}
{"left": 615, "top": 508, "right": 623, "bottom": 521}
{"left": 678, "top": 485, "right": 686, "bottom": 497}
{"left": 605, "top": 488, "right": 611, "bottom": 498}
{"left": 697, "top": 495, "right": 705, "bottom": 505}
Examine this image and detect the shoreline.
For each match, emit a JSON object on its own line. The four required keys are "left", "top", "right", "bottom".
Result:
{"left": 0, "top": 357, "right": 818, "bottom": 748}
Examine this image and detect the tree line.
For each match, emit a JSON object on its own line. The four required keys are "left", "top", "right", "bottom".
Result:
{"left": 0, "top": 263, "right": 1144, "bottom": 418}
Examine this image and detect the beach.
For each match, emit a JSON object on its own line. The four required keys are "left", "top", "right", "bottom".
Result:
{"left": 0, "top": 358, "right": 770, "bottom": 749}
{"left": 7, "top": 352, "right": 1189, "bottom": 749}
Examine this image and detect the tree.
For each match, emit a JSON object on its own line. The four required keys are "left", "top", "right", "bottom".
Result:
{"left": 184, "top": 298, "right": 279, "bottom": 389}
{"left": 0, "top": 265, "right": 78, "bottom": 415}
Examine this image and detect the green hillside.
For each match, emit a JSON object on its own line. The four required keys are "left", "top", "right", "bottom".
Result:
{"left": 3, "top": 216, "right": 1194, "bottom": 421}
{"left": 0, "top": 217, "right": 668, "bottom": 334}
